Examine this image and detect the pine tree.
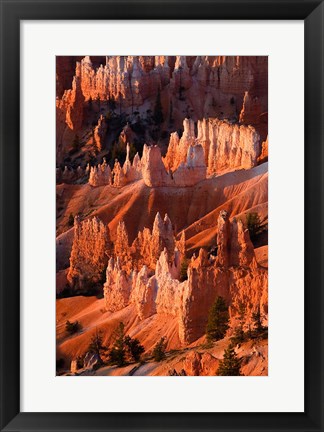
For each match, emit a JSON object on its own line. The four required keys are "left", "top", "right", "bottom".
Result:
{"left": 216, "top": 346, "right": 243, "bottom": 376}
{"left": 109, "top": 322, "right": 145, "bottom": 365}
{"left": 88, "top": 328, "right": 106, "bottom": 362}
{"left": 246, "top": 212, "right": 262, "bottom": 242}
{"left": 108, "top": 322, "right": 126, "bottom": 367}
{"left": 153, "top": 87, "right": 164, "bottom": 125}
{"left": 68, "top": 213, "right": 74, "bottom": 227}
{"left": 179, "top": 258, "right": 188, "bottom": 282}
{"left": 230, "top": 302, "right": 246, "bottom": 346}
{"left": 230, "top": 325, "right": 245, "bottom": 347}
{"left": 124, "top": 335, "right": 145, "bottom": 362}
{"left": 206, "top": 296, "right": 229, "bottom": 342}
{"left": 251, "top": 307, "right": 267, "bottom": 338}
{"left": 65, "top": 320, "right": 81, "bottom": 335}
{"left": 152, "top": 337, "right": 167, "bottom": 362}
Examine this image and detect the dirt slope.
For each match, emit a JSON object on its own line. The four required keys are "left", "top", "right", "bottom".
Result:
{"left": 56, "top": 162, "right": 268, "bottom": 270}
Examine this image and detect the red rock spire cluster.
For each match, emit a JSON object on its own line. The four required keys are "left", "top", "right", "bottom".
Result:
{"left": 70, "top": 210, "right": 268, "bottom": 345}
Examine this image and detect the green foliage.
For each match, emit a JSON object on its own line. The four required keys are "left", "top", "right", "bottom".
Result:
{"left": 230, "top": 302, "right": 246, "bottom": 346}
{"left": 206, "top": 296, "right": 229, "bottom": 342}
{"left": 108, "top": 322, "right": 127, "bottom": 367}
{"left": 65, "top": 320, "right": 81, "bottom": 335}
{"left": 108, "top": 322, "right": 145, "bottom": 366}
{"left": 124, "top": 335, "right": 145, "bottom": 362}
{"left": 88, "top": 328, "right": 107, "bottom": 361}
{"left": 68, "top": 213, "right": 74, "bottom": 227}
{"left": 251, "top": 307, "right": 268, "bottom": 339}
{"left": 109, "top": 322, "right": 144, "bottom": 367}
{"left": 246, "top": 212, "right": 263, "bottom": 242}
{"left": 111, "top": 140, "right": 136, "bottom": 164}
{"left": 216, "top": 345, "right": 243, "bottom": 376}
{"left": 230, "top": 325, "right": 246, "bottom": 347}
{"left": 179, "top": 258, "right": 189, "bottom": 282}
{"left": 252, "top": 308, "right": 263, "bottom": 333}
{"left": 153, "top": 87, "right": 164, "bottom": 125}
{"left": 152, "top": 337, "right": 167, "bottom": 362}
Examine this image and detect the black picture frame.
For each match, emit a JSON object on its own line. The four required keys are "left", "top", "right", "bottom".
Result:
{"left": 0, "top": 0, "right": 323, "bottom": 431}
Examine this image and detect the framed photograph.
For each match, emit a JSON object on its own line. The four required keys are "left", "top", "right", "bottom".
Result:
{"left": 1, "top": 0, "right": 323, "bottom": 431}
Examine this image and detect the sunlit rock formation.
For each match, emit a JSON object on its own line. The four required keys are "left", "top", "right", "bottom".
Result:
{"left": 103, "top": 257, "right": 132, "bottom": 312}
{"left": 102, "top": 210, "right": 267, "bottom": 345}
{"left": 130, "top": 266, "right": 157, "bottom": 320}
{"left": 131, "top": 212, "right": 176, "bottom": 270}
{"left": 164, "top": 117, "right": 261, "bottom": 176}
{"left": 67, "top": 216, "right": 110, "bottom": 289}
{"left": 258, "top": 135, "right": 268, "bottom": 163}
{"left": 89, "top": 158, "right": 112, "bottom": 186}
{"left": 177, "top": 211, "right": 266, "bottom": 343}
{"left": 141, "top": 143, "right": 206, "bottom": 187}
{"left": 163, "top": 118, "right": 196, "bottom": 172}
{"left": 93, "top": 115, "right": 107, "bottom": 151}
{"left": 56, "top": 62, "right": 85, "bottom": 159}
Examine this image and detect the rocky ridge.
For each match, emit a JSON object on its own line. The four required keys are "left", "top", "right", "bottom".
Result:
{"left": 84, "top": 115, "right": 261, "bottom": 189}
{"left": 92, "top": 210, "right": 269, "bottom": 344}
{"left": 56, "top": 55, "right": 268, "bottom": 160}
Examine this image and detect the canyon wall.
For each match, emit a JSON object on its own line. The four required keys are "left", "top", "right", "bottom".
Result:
{"left": 102, "top": 210, "right": 268, "bottom": 344}
{"left": 164, "top": 117, "right": 261, "bottom": 175}
{"left": 56, "top": 55, "right": 268, "bottom": 161}
{"left": 83, "top": 116, "right": 261, "bottom": 189}
{"left": 58, "top": 55, "right": 267, "bottom": 122}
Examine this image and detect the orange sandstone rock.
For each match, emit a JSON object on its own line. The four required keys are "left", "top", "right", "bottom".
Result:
{"left": 67, "top": 216, "right": 110, "bottom": 290}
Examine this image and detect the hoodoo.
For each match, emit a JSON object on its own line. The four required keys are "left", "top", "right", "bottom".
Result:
{"left": 56, "top": 55, "right": 268, "bottom": 376}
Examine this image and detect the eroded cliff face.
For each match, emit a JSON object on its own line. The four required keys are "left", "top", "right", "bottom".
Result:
{"left": 101, "top": 210, "right": 268, "bottom": 345}
{"left": 103, "top": 257, "right": 131, "bottom": 312}
{"left": 141, "top": 143, "right": 207, "bottom": 187}
{"left": 67, "top": 216, "right": 111, "bottom": 290}
{"left": 131, "top": 212, "right": 176, "bottom": 270}
{"left": 177, "top": 212, "right": 266, "bottom": 343}
{"left": 93, "top": 115, "right": 107, "bottom": 152}
{"left": 130, "top": 266, "right": 157, "bottom": 320}
{"left": 78, "top": 55, "right": 170, "bottom": 107}
{"left": 70, "top": 55, "right": 267, "bottom": 121}
{"left": 56, "top": 62, "right": 85, "bottom": 159}
{"left": 89, "top": 158, "right": 111, "bottom": 186}
{"left": 79, "top": 114, "right": 260, "bottom": 190}
{"left": 56, "top": 55, "right": 268, "bottom": 162}
{"left": 258, "top": 135, "right": 268, "bottom": 163}
{"left": 164, "top": 118, "right": 261, "bottom": 176}
{"left": 58, "top": 55, "right": 268, "bottom": 359}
